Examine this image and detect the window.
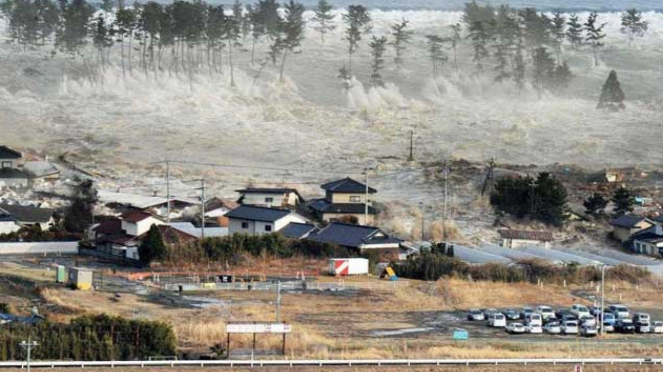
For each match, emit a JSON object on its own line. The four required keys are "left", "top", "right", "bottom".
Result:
{"left": 265, "top": 225, "right": 272, "bottom": 232}
{"left": 350, "top": 196, "right": 361, "bottom": 202}
{"left": 241, "top": 222, "right": 249, "bottom": 229}
{"left": 265, "top": 197, "right": 274, "bottom": 203}
{"left": 1, "top": 161, "right": 11, "bottom": 169}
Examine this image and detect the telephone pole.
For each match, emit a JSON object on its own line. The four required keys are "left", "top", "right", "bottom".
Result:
{"left": 166, "top": 160, "right": 171, "bottom": 223}
{"left": 481, "top": 158, "right": 496, "bottom": 196}
{"left": 276, "top": 280, "right": 282, "bottom": 322}
{"left": 200, "top": 178, "right": 206, "bottom": 239}
{"left": 20, "top": 338, "right": 38, "bottom": 372}
{"left": 442, "top": 161, "right": 450, "bottom": 241}
{"left": 364, "top": 168, "right": 370, "bottom": 224}
{"left": 408, "top": 131, "right": 414, "bottom": 162}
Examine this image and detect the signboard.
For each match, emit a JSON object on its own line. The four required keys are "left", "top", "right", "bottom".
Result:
{"left": 227, "top": 323, "right": 292, "bottom": 334}
{"left": 452, "top": 328, "right": 468, "bottom": 340}
{"left": 219, "top": 275, "right": 233, "bottom": 283}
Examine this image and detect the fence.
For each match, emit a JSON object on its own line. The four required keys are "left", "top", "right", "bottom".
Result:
{"left": 161, "top": 279, "right": 409, "bottom": 292}
{"left": 0, "top": 241, "right": 78, "bottom": 255}
{"left": 0, "top": 358, "right": 660, "bottom": 369}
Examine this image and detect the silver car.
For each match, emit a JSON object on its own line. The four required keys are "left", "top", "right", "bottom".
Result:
{"left": 467, "top": 309, "right": 485, "bottom": 321}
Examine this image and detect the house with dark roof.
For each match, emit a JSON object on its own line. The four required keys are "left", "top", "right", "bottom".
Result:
{"left": 0, "top": 214, "right": 20, "bottom": 235}
{"left": 226, "top": 205, "right": 307, "bottom": 236}
{"left": 0, "top": 146, "right": 29, "bottom": 189}
{"left": 308, "top": 222, "right": 402, "bottom": 255}
{"left": 631, "top": 225, "right": 663, "bottom": 256}
{"left": 309, "top": 177, "right": 377, "bottom": 226}
{"left": 279, "top": 222, "right": 317, "bottom": 239}
{"left": 0, "top": 146, "right": 23, "bottom": 169}
{"left": 499, "top": 229, "right": 554, "bottom": 249}
{"left": 609, "top": 215, "right": 654, "bottom": 243}
{"left": 0, "top": 203, "right": 55, "bottom": 231}
{"left": 236, "top": 188, "right": 304, "bottom": 209}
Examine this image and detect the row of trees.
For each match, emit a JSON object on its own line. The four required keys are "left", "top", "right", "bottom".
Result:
{"left": 0, "top": 314, "right": 176, "bottom": 361}
{"left": 583, "top": 185, "right": 634, "bottom": 218}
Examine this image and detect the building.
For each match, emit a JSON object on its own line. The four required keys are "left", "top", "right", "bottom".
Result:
{"left": 0, "top": 146, "right": 28, "bottom": 189}
{"left": 236, "top": 188, "right": 304, "bottom": 209}
{"left": 91, "top": 211, "right": 166, "bottom": 261}
{"left": 120, "top": 210, "right": 165, "bottom": 237}
{"left": 23, "top": 161, "right": 60, "bottom": 183}
{"left": 609, "top": 215, "right": 654, "bottom": 243}
{"left": 166, "top": 222, "right": 228, "bottom": 239}
{"left": 226, "top": 205, "right": 307, "bottom": 236}
{"left": 68, "top": 267, "right": 93, "bottom": 290}
{"left": 631, "top": 225, "right": 663, "bottom": 256}
{"left": 279, "top": 222, "right": 317, "bottom": 239}
{"left": 499, "top": 229, "right": 553, "bottom": 249}
{"left": 204, "top": 198, "right": 239, "bottom": 227}
{"left": 97, "top": 190, "right": 200, "bottom": 220}
{"left": 308, "top": 222, "right": 402, "bottom": 255}
{"left": 0, "top": 203, "right": 55, "bottom": 231}
{"left": 309, "top": 177, "right": 377, "bottom": 225}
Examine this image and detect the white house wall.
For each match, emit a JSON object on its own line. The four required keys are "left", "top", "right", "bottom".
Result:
{"left": 0, "top": 221, "right": 20, "bottom": 235}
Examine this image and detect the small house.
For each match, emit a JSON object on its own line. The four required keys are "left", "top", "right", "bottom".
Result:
{"left": 0, "top": 146, "right": 28, "bottom": 189}
{"left": 23, "top": 161, "right": 60, "bottom": 183}
{"left": 0, "top": 203, "right": 55, "bottom": 231}
{"left": 499, "top": 229, "right": 553, "bottom": 249}
{"left": 309, "top": 177, "right": 377, "bottom": 225}
{"left": 609, "top": 215, "right": 654, "bottom": 243}
{"left": 68, "top": 267, "right": 93, "bottom": 290}
{"left": 236, "top": 188, "right": 304, "bottom": 209}
{"left": 120, "top": 210, "right": 165, "bottom": 237}
{"left": 631, "top": 225, "right": 663, "bottom": 256}
{"left": 226, "top": 205, "right": 307, "bottom": 236}
{"left": 308, "top": 222, "right": 402, "bottom": 255}
{"left": 0, "top": 214, "right": 20, "bottom": 235}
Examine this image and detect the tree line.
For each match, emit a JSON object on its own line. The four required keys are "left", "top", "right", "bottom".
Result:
{"left": 0, "top": 314, "right": 176, "bottom": 361}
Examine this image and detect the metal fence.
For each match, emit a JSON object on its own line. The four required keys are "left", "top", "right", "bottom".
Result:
{"left": 0, "top": 358, "right": 661, "bottom": 369}
{"left": 161, "top": 280, "right": 409, "bottom": 292}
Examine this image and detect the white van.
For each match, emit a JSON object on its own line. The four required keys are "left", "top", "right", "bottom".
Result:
{"left": 570, "top": 304, "right": 591, "bottom": 319}
{"left": 608, "top": 304, "right": 630, "bottom": 319}
{"left": 536, "top": 306, "right": 556, "bottom": 320}
{"left": 488, "top": 313, "right": 507, "bottom": 328}
{"left": 525, "top": 313, "right": 543, "bottom": 327}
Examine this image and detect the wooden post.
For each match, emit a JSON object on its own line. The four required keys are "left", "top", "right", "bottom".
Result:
{"left": 252, "top": 332, "right": 256, "bottom": 360}
{"left": 282, "top": 333, "right": 286, "bottom": 356}
{"left": 226, "top": 333, "right": 230, "bottom": 359}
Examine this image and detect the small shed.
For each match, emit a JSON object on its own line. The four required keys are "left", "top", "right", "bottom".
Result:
{"left": 68, "top": 267, "right": 93, "bottom": 290}
{"left": 328, "top": 258, "right": 369, "bottom": 276}
{"left": 499, "top": 229, "right": 553, "bottom": 249}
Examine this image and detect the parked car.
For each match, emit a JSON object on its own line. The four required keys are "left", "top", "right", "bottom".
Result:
{"left": 488, "top": 313, "right": 507, "bottom": 328}
{"left": 506, "top": 323, "right": 526, "bottom": 334}
{"left": 580, "top": 324, "right": 598, "bottom": 337}
{"left": 560, "top": 313, "right": 578, "bottom": 322}
{"left": 651, "top": 321, "right": 663, "bottom": 334}
{"left": 524, "top": 313, "right": 543, "bottom": 327}
{"left": 570, "top": 304, "right": 591, "bottom": 319}
{"left": 601, "top": 321, "right": 615, "bottom": 333}
{"left": 520, "top": 307, "right": 534, "bottom": 320}
{"left": 614, "top": 319, "right": 636, "bottom": 334}
{"left": 633, "top": 312, "right": 651, "bottom": 325}
{"left": 589, "top": 306, "right": 602, "bottom": 317}
{"left": 536, "top": 306, "right": 556, "bottom": 320}
{"left": 636, "top": 322, "right": 650, "bottom": 334}
{"left": 543, "top": 322, "right": 562, "bottom": 334}
{"left": 580, "top": 315, "right": 596, "bottom": 327}
{"left": 504, "top": 309, "right": 520, "bottom": 320}
{"left": 561, "top": 320, "right": 579, "bottom": 335}
{"left": 526, "top": 324, "right": 543, "bottom": 334}
{"left": 483, "top": 308, "right": 499, "bottom": 317}
{"left": 608, "top": 304, "right": 630, "bottom": 319}
{"left": 467, "top": 309, "right": 485, "bottom": 321}
{"left": 601, "top": 312, "right": 616, "bottom": 326}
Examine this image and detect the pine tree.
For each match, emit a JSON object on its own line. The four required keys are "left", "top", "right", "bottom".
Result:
{"left": 446, "top": 23, "right": 461, "bottom": 73}
{"left": 311, "top": 0, "right": 335, "bottom": 43}
{"left": 492, "top": 5, "right": 517, "bottom": 83}
{"left": 513, "top": 26, "right": 526, "bottom": 91}
{"left": 425, "top": 35, "right": 447, "bottom": 78}
{"left": 565, "top": 13, "right": 583, "bottom": 49}
{"left": 620, "top": 8, "right": 648, "bottom": 46}
{"left": 92, "top": 14, "right": 113, "bottom": 68}
{"left": 583, "top": 192, "right": 608, "bottom": 217}
{"left": 584, "top": 12, "right": 606, "bottom": 66}
{"left": 138, "top": 225, "right": 167, "bottom": 265}
{"left": 597, "top": 70, "right": 626, "bottom": 110}
{"left": 342, "top": 4, "right": 371, "bottom": 78}
{"left": 56, "top": 0, "right": 94, "bottom": 55}
{"left": 532, "top": 46, "right": 555, "bottom": 95}
{"left": 519, "top": 8, "right": 551, "bottom": 51}
{"left": 115, "top": 0, "right": 136, "bottom": 76}
{"left": 390, "top": 19, "right": 413, "bottom": 69}
{"left": 278, "top": 0, "right": 304, "bottom": 83}
{"left": 551, "top": 61, "right": 573, "bottom": 93}
{"left": 224, "top": 4, "right": 242, "bottom": 87}
{"left": 467, "top": 20, "right": 490, "bottom": 74}
{"left": 612, "top": 186, "right": 633, "bottom": 216}
{"left": 551, "top": 11, "right": 565, "bottom": 61}
{"left": 368, "top": 35, "right": 387, "bottom": 87}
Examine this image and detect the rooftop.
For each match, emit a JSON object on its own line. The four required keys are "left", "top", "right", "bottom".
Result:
{"left": 0, "top": 203, "right": 54, "bottom": 223}
{"left": 609, "top": 215, "right": 649, "bottom": 228}
{"left": 308, "top": 199, "right": 377, "bottom": 215}
{"left": 0, "top": 168, "right": 29, "bottom": 179}
{"left": 498, "top": 229, "right": 553, "bottom": 242}
{"left": 321, "top": 177, "right": 377, "bottom": 194}
{"left": 0, "top": 146, "right": 22, "bottom": 159}
{"left": 309, "top": 222, "right": 401, "bottom": 248}
{"left": 225, "top": 205, "right": 292, "bottom": 222}
{"left": 121, "top": 210, "right": 158, "bottom": 223}
{"left": 23, "top": 161, "right": 60, "bottom": 178}
{"left": 279, "top": 222, "right": 317, "bottom": 239}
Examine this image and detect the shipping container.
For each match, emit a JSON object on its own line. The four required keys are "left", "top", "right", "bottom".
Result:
{"left": 68, "top": 267, "right": 93, "bottom": 290}
{"left": 328, "top": 258, "right": 369, "bottom": 276}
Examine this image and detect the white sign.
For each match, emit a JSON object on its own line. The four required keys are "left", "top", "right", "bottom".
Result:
{"left": 227, "top": 323, "right": 292, "bottom": 334}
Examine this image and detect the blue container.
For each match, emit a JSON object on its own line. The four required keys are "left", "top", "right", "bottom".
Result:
{"left": 453, "top": 329, "right": 469, "bottom": 340}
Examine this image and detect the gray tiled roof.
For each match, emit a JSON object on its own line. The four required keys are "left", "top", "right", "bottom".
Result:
{"left": 321, "top": 177, "right": 377, "bottom": 194}
{"left": 309, "top": 222, "right": 401, "bottom": 248}
{"left": 610, "top": 215, "right": 648, "bottom": 228}
{"left": 308, "top": 199, "right": 377, "bottom": 215}
{"left": 0, "top": 203, "right": 54, "bottom": 223}
{"left": 0, "top": 146, "right": 22, "bottom": 159}
{"left": 225, "top": 205, "right": 291, "bottom": 222}
{"left": 0, "top": 168, "right": 29, "bottom": 179}
{"left": 498, "top": 229, "right": 553, "bottom": 242}
{"left": 280, "top": 222, "right": 316, "bottom": 239}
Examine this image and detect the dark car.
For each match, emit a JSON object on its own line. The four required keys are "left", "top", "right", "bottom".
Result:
{"left": 520, "top": 307, "right": 534, "bottom": 320}
{"left": 615, "top": 319, "right": 636, "bottom": 334}
{"left": 504, "top": 309, "right": 520, "bottom": 320}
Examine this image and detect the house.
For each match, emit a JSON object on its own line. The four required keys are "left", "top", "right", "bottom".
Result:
{"left": 204, "top": 198, "right": 239, "bottom": 227}
{"left": 167, "top": 222, "right": 228, "bottom": 238}
{"left": 23, "top": 161, "right": 60, "bottom": 183}
{"left": 631, "top": 225, "right": 663, "bottom": 256}
{"left": 609, "top": 215, "right": 654, "bottom": 243}
{"left": 121, "top": 210, "right": 165, "bottom": 237}
{"left": 236, "top": 188, "right": 304, "bottom": 209}
{"left": 226, "top": 205, "right": 307, "bottom": 236}
{"left": 309, "top": 177, "right": 377, "bottom": 225}
{"left": 499, "top": 229, "right": 553, "bottom": 249}
{"left": 0, "top": 146, "right": 29, "bottom": 189}
{"left": 92, "top": 211, "right": 165, "bottom": 260}
{"left": 308, "top": 222, "right": 402, "bottom": 255}
{"left": 0, "top": 203, "right": 55, "bottom": 231}
{"left": 279, "top": 222, "right": 317, "bottom": 239}
{"left": 0, "top": 214, "right": 20, "bottom": 235}
{"left": 97, "top": 190, "right": 200, "bottom": 220}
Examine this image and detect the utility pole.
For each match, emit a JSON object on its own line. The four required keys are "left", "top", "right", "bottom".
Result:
{"left": 364, "top": 168, "right": 369, "bottom": 225}
{"left": 276, "top": 280, "right": 282, "bottom": 322}
{"left": 20, "top": 338, "right": 38, "bottom": 372}
{"left": 419, "top": 202, "right": 425, "bottom": 241}
{"left": 443, "top": 160, "right": 449, "bottom": 223}
{"left": 200, "top": 178, "right": 206, "bottom": 240}
{"left": 408, "top": 131, "right": 414, "bottom": 162}
{"left": 600, "top": 264, "right": 606, "bottom": 337}
{"left": 481, "top": 158, "right": 496, "bottom": 196}
{"left": 166, "top": 160, "right": 171, "bottom": 223}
